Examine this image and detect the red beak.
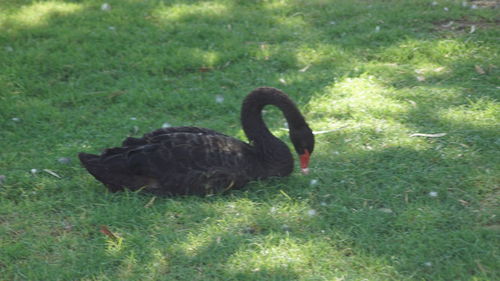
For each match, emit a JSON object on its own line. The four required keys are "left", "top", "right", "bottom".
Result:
{"left": 299, "top": 149, "right": 310, "bottom": 174}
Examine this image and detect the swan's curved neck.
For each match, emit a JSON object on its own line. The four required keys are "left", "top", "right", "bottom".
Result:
{"left": 241, "top": 87, "right": 306, "bottom": 142}
{"left": 240, "top": 87, "right": 307, "bottom": 175}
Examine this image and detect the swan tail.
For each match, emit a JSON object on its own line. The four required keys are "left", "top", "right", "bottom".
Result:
{"left": 78, "top": 151, "right": 153, "bottom": 193}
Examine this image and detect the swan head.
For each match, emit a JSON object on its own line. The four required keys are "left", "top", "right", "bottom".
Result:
{"left": 289, "top": 125, "right": 315, "bottom": 174}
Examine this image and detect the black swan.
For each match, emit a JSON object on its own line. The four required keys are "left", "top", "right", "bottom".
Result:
{"left": 78, "top": 87, "right": 315, "bottom": 196}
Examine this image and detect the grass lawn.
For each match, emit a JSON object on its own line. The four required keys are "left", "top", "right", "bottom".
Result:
{"left": 1, "top": 0, "right": 499, "bottom": 280}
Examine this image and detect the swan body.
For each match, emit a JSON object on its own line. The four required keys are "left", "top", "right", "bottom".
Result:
{"left": 79, "top": 87, "right": 314, "bottom": 196}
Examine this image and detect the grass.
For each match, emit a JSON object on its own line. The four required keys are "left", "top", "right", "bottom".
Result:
{"left": 0, "top": 0, "right": 499, "bottom": 280}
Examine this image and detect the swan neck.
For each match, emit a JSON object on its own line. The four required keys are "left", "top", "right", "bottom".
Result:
{"left": 241, "top": 87, "right": 306, "bottom": 144}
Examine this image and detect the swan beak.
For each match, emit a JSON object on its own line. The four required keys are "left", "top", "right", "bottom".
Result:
{"left": 299, "top": 149, "right": 310, "bottom": 175}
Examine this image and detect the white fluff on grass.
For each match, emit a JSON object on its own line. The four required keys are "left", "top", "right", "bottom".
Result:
{"left": 58, "top": 157, "right": 71, "bottom": 164}
{"left": 101, "top": 3, "right": 111, "bottom": 11}
{"left": 215, "top": 95, "right": 224, "bottom": 103}
{"left": 307, "top": 209, "right": 317, "bottom": 216}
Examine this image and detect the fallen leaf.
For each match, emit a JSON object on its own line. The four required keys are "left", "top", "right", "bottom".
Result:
{"left": 416, "top": 75, "right": 426, "bottom": 82}
{"left": 410, "top": 133, "right": 447, "bottom": 138}
{"left": 279, "top": 78, "right": 287, "bottom": 85}
{"left": 469, "top": 25, "right": 476, "bottom": 33}
{"left": 198, "top": 67, "right": 212, "bottom": 72}
{"left": 43, "top": 169, "right": 61, "bottom": 178}
{"left": 100, "top": 225, "right": 119, "bottom": 242}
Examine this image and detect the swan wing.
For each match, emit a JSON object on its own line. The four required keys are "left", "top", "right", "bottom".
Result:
{"left": 122, "top": 126, "right": 229, "bottom": 146}
{"left": 85, "top": 132, "right": 255, "bottom": 195}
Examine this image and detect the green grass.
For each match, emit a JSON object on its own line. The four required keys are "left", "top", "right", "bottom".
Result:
{"left": 1, "top": 0, "right": 499, "bottom": 280}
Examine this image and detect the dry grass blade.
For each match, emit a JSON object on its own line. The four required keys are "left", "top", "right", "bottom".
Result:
{"left": 144, "top": 196, "right": 156, "bottom": 208}
{"left": 43, "top": 169, "right": 61, "bottom": 178}
{"left": 410, "top": 133, "right": 447, "bottom": 138}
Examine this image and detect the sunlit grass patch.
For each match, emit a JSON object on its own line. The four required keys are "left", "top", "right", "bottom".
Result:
{"left": 377, "top": 38, "right": 479, "bottom": 64}
{"left": 227, "top": 237, "right": 312, "bottom": 272}
{"left": 3, "top": 1, "right": 82, "bottom": 28}
{"left": 152, "top": 2, "right": 229, "bottom": 23}
{"left": 310, "top": 76, "right": 410, "bottom": 121}
{"left": 438, "top": 98, "right": 499, "bottom": 129}
{"left": 294, "top": 43, "right": 352, "bottom": 67}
